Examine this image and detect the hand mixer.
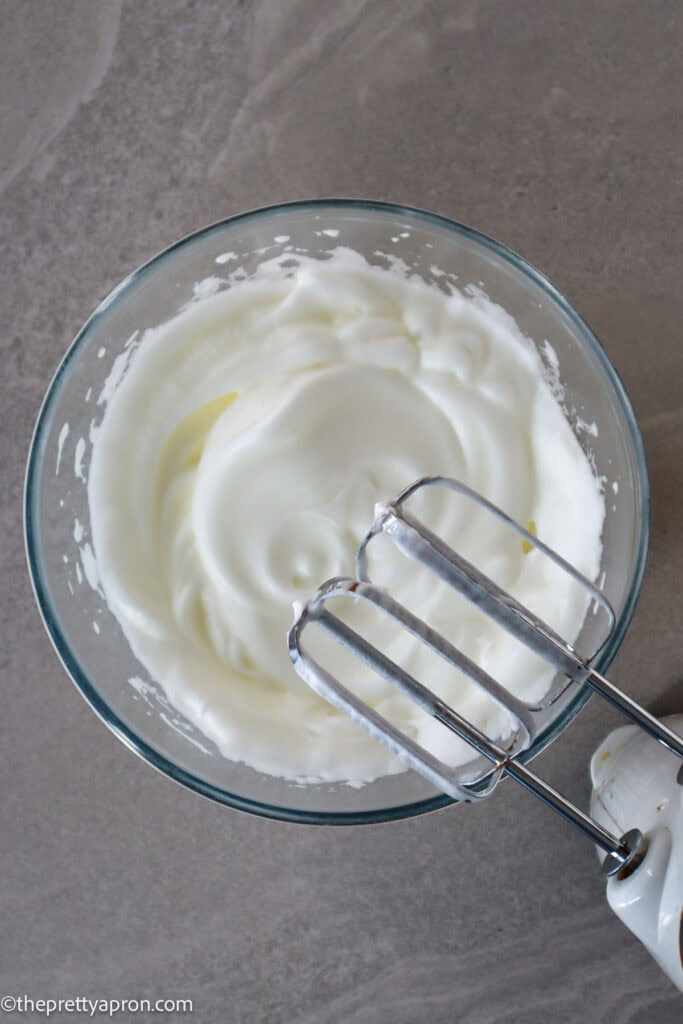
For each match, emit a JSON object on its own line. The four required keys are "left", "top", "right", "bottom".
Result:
{"left": 288, "top": 476, "right": 683, "bottom": 990}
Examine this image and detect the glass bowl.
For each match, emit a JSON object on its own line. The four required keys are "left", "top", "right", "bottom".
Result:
{"left": 24, "top": 200, "right": 650, "bottom": 824}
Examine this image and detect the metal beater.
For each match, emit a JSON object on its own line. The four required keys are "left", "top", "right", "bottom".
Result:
{"left": 288, "top": 476, "right": 683, "bottom": 879}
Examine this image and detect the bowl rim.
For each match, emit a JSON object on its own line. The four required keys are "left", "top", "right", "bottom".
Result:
{"left": 24, "top": 198, "right": 651, "bottom": 825}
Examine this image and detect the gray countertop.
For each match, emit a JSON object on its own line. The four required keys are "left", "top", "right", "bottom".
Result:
{"left": 2, "top": 2, "right": 682, "bottom": 1021}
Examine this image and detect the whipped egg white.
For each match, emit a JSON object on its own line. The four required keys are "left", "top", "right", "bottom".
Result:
{"left": 88, "top": 247, "right": 604, "bottom": 783}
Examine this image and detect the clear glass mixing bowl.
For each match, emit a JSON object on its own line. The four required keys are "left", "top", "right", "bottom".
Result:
{"left": 25, "top": 200, "right": 650, "bottom": 824}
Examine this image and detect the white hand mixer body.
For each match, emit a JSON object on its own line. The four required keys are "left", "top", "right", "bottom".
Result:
{"left": 289, "top": 477, "right": 683, "bottom": 992}
{"left": 591, "top": 716, "right": 683, "bottom": 990}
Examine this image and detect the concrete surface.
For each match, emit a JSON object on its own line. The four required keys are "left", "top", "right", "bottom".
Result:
{"left": 1, "top": 1, "right": 682, "bottom": 1021}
